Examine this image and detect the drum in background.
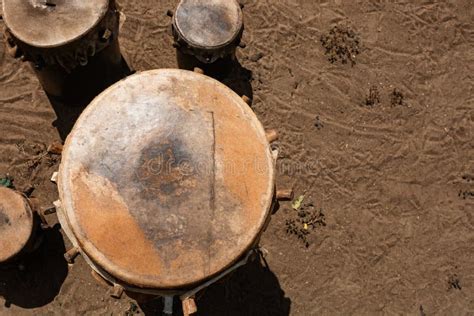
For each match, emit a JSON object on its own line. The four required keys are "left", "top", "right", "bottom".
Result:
{"left": 55, "top": 69, "right": 278, "bottom": 315}
{"left": 0, "top": 187, "right": 42, "bottom": 264}
{"left": 171, "top": 0, "right": 244, "bottom": 76}
{"left": 2, "top": 0, "right": 128, "bottom": 102}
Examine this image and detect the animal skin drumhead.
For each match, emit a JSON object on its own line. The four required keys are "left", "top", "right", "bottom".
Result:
{"left": 0, "top": 187, "right": 34, "bottom": 263}
{"left": 58, "top": 69, "right": 275, "bottom": 289}
{"left": 2, "top": 0, "right": 109, "bottom": 48}
{"left": 174, "top": 0, "right": 243, "bottom": 48}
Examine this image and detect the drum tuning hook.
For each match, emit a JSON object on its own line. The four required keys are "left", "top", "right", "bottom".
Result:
{"left": 265, "top": 129, "right": 279, "bottom": 143}
{"left": 241, "top": 95, "right": 251, "bottom": 105}
{"left": 38, "top": 204, "right": 57, "bottom": 230}
{"left": 51, "top": 171, "right": 59, "bottom": 183}
{"left": 111, "top": 284, "right": 124, "bottom": 299}
{"left": 193, "top": 67, "right": 204, "bottom": 74}
{"left": 5, "top": 37, "right": 24, "bottom": 59}
{"left": 64, "top": 247, "right": 80, "bottom": 264}
{"left": 276, "top": 188, "right": 294, "bottom": 201}
{"left": 182, "top": 297, "right": 197, "bottom": 316}
{"left": 100, "top": 29, "right": 113, "bottom": 42}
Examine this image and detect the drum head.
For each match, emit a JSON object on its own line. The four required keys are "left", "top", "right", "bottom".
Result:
{"left": 174, "top": 0, "right": 243, "bottom": 49}
{"left": 0, "top": 187, "right": 34, "bottom": 263}
{"left": 59, "top": 69, "right": 274, "bottom": 289}
{"left": 2, "top": 0, "right": 109, "bottom": 48}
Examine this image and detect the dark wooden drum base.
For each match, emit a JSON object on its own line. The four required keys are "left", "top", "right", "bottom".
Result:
{"left": 171, "top": 0, "right": 244, "bottom": 79}
{"left": 0, "top": 188, "right": 44, "bottom": 265}
{"left": 35, "top": 40, "right": 129, "bottom": 103}
{"left": 176, "top": 50, "right": 236, "bottom": 78}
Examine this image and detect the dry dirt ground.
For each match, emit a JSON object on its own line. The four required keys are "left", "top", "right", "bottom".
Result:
{"left": 1, "top": 0, "right": 474, "bottom": 315}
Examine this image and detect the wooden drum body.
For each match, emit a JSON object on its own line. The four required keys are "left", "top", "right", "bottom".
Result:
{"left": 2, "top": 0, "right": 126, "bottom": 102}
{"left": 172, "top": 0, "right": 244, "bottom": 75}
{"left": 0, "top": 187, "right": 42, "bottom": 264}
{"left": 55, "top": 69, "right": 277, "bottom": 313}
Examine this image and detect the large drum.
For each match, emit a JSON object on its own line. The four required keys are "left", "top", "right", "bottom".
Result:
{"left": 55, "top": 69, "right": 277, "bottom": 314}
{"left": 2, "top": 0, "right": 127, "bottom": 101}
{"left": 171, "top": 0, "right": 244, "bottom": 75}
{"left": 0, "top": 187, "right": 41, "bottom": 264}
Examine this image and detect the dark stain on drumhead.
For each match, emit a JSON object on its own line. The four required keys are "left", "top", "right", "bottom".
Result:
{"left": 113, "top": 133, "right": 214, "bottom": 266}
{"left": 3, "top": 0, "right": 110, "bottom": 48}
{"left": 31, "top": 0, "right": 65, "bottom": 10}
{"left": 8, "top": 0, "right": 73, "bottom": 20}
{"left": 0, "top": 209, "right": 12, "bottom": 227}
{"left": 81, "top": 107, "right": 216, "bottom": 267}
{"left": 133, "top": 137, "right": 197, "bottom": 203}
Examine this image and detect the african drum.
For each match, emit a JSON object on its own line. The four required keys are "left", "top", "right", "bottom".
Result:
{"left": 171, "top": 0, "right": 244, "bottom": 74}
{"left": 55, "top": 69, "right": 277, "bottom": 314}
{"left": 0, "top": 187, "right": 41, "bottom": 264}
{"left": 2, "top": 0, "right": 126, "bottom": 101}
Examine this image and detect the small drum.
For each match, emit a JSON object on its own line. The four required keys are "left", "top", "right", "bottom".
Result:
{"left": 56, "top": 69, "right": 276, "bottom": 314}
{"left": 172, "top": 0, "right": 244, "bottom": 75}
{"left": 2, "top": 0, "right": 127, "bottom": 101}
{"left": 0, "top": 187, "right": 41, "bottom": 264}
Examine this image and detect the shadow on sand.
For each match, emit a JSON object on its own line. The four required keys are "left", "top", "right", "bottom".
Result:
{"left": 0, "top": 224, "right": 68, "bottom": 308}
{"left": 219, "top": 59, "right": 254, "bottom": 106}
{"left": 48, "top": 56, "right": 132, "bottom": 141}
{"left": 137, "top": 257, "right": 291, "bottom": 316}
{"left": 176, "top": 51, "right": 254, "bottom": 106}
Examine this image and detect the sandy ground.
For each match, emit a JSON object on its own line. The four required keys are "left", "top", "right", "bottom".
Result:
{"left": 1, "top": 0, "right": 473, "bottom": 315}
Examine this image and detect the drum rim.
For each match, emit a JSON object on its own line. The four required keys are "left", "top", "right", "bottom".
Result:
{"left": 173, "top": 0, "right": 243, "bottom": 49}
{"left": 1, "top": 0, "right": 110, "bottom": 48}
{"left": 58, "top": 69, "right": 275, "bottom": 289}
{"left": 0, "top": 187, "right": 34, "bottom": 263}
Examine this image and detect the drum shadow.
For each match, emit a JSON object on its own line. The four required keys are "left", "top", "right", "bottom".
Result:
{"left": 0, "top": 224, "right": 68, "bottom": 308}
{"left": 49, "top": 96, "right": 90, "bottom": 141}
{"left": 137, "top": 298, "right": 164, "bottom": 315}
{"left": 48, "top": 56, "right": 132, "bottom": 141}
{"left": 177, "top": 52, "right": 253, "bottom": 106}
{"left": 196, "top": 258, "right": 291, "bottom": 316}
{"left": 220, "top": 59, "right": 254, "bottom": 107}
{"left": 136, "top": 258, "right": 290, "bottom": 316}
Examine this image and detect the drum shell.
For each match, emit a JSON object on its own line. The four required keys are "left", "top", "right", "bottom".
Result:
{"left": 172, "top": 19, "right": 243, "bottom": 76}
{"left": 56, "top": 69, "right": 276, "bottom": 293}
{"left": 3, "top": 2, "right": 125, "bottom": 102}
{"left": 11, "top": 214, "right": 42, "bottom": 261}
{"left": 0, "top": 198, "right": 42, "bottom": 264}
{"left": 175, "top": 49, "right": 236, "bottom": 78}
{"left": 31, "top": 38, "right": 123, "bottom": 102}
